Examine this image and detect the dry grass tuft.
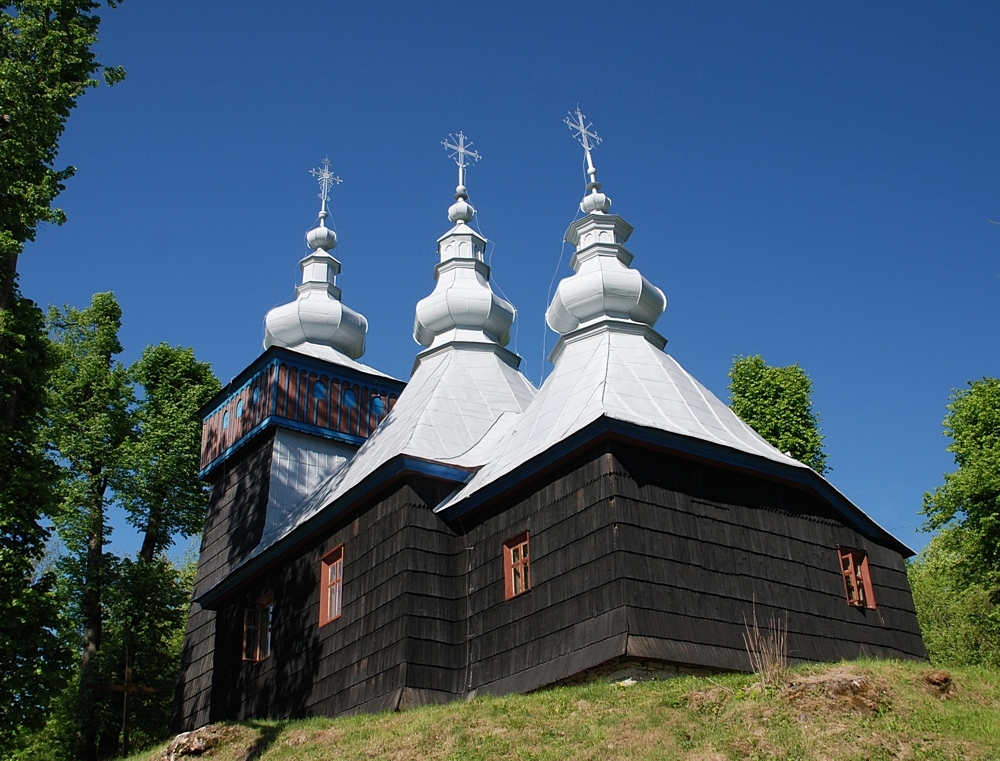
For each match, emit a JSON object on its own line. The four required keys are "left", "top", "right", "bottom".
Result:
{"left": 743, "top": 606, "right": 788, "bottom": 689}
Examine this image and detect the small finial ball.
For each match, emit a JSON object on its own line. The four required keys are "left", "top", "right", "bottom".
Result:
{"left": 306, "top": 225, "right": 338, "bottom": 251}
{"left": 455, "top": 185, "right": 468, "bottom": 200}
{"left": 448, "top": 198, "right": 475, "bottom": 224}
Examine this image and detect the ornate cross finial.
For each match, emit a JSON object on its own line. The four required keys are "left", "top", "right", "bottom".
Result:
{"left": 309, "top": 157, "right": 342, "bottom": 217}
{"left": 442, "top": 132, "right": 481, "bottom": 195}
{"left": 565, "top": 107, "right": 602, "bottom": 188}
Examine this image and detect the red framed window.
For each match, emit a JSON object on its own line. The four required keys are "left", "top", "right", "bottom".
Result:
{"left": 319, "top": 545, "right": 344, "bottom": 626}
{"left": 838, "top": 547, "right": 876, "bottom": 609}
{"left": 243, "top": 592, "right": 273, "bottom": 662}
{"left": 503, "top": 532, "right": 531, "bottom": 600}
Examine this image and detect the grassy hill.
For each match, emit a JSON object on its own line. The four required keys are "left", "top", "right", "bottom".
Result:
{"left": 139, "top": 660, "right": 1000, "bottom": 760}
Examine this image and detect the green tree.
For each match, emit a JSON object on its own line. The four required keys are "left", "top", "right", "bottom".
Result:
{"left": 0, "top": 0, "right": 124, "bottom": 310}
{"left": 0, "top": 290, "right": 68, "bottom": 756}
{"left": 122, "top": 344, "right": 220, "bottom": 563}
{"left": 13, "top": 553, "right": 196, "bottom": 761}
{"left": 47, "top": 292, "right": 132, "bottom": 759}
{"left": 922, "top": 377, "right": 1000, "bottom": 573}
{"left": 44, "top": 294, "right": 218, "bottom": 758}
{"left": 728, "top": 354, "right": 829, "bottom": 475}
{"left": 1, "top": 4, "right": 122, "bottom": 752}
{"left": 907, "top": 526, "right": 1000, "bottom": 667}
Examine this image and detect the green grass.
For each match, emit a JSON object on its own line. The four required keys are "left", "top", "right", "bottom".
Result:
{"left": 136, "top": 660, "right": 1000, "bottom": 760}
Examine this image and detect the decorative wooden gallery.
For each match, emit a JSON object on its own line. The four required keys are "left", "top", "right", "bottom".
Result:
{"left": 199, "top": 348, "right": 400, "bottom": 476}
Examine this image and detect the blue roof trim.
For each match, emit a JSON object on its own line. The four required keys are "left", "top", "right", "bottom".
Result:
{"left": 195, "top": 455, "right": 472, "bottom": 609}
{"left": 436, "top": 417, "right": 913, "bottom": 557}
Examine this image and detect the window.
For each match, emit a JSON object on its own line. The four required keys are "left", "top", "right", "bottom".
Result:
{"left": 243, "top": 593, "right": 273, "bottom": 662}
{"left": 838, "top": 547, "right": 876, "bottom": 609}
{"left": 313, "top": 380, "right": 327, "bottom": 400}
{"left": 236, "top": 399, "right": 244, "bottom": 417}
{"left": 222, "top": 410, "right": 230, "bottom": 429}
{"left": 343, "top": 389, "right": 357, "bottom": 409}
{"left": 503, "top": 532, "right": 531, "bottom": 600}
{"left": 319, "top": 546, "right": 344, "bottom": 625}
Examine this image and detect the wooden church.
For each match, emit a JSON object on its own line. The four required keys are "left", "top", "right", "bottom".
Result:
{"left": 172, "top": 119, "right": 924, "bottom": 731}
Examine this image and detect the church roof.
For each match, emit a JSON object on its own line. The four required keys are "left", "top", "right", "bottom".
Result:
{"left": 435, "top": 320, "right": 806, "bottom": 512}
{"left": 229, "top": 133, "right": 537, "bottom": 569}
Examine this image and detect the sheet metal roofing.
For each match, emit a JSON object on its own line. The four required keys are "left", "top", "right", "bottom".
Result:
{"left": 435, "top": 321, "right": 806, "bottom": 514}
{"left": 247, "top": 179, "right": 537, "bottom": 558}
{"left": 252, "top": 342, "right": 536, "bottom": 551}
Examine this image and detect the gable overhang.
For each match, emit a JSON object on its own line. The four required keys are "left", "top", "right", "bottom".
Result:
{"left": 435, "top": 416, "right": 914, "bottom": 558}
{"left": 195, "top": 455, "right": 473, "bottom": 610}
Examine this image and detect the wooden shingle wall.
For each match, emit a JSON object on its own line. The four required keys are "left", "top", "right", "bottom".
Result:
{"left": 182, "top": 439, "right": 924, "bottom": 726}
{"left": 607, "top": 443, "right": 924, "bottom": 667}
{"left": 172, "top": 433, "right": 275, "bottom": 732}
{"left": 461, "top": 449, "right": 627, "bottom": 697}
{"left": 207, "top": 478, "right": 465, "bottom": 723}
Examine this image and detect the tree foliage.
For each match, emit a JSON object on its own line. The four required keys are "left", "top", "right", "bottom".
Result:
{"left": 122, "top": 344, "right": 220, "bottom": 562}
{"left": 921, "top": 377, "right": 1000, "bottom": 573}
{"left": 47, "top": 292, "right": 131, "bottom": 759}
{"left": 13, "top": 553, "right": 196, "bottom": 761}
{"left": 0, "top": 0, "right": 123, "bottom": 308}
{"left": 0, "top": 287, "right": 67, "bottom": 754}
{"left": 43, "top": 293, "right": 218, "bottom": 759}
{"left": 728, "top": 354, "right": 829, "bottom": 475}
{"left": 907, "top": 527, "right": 1000, "bottom": 668}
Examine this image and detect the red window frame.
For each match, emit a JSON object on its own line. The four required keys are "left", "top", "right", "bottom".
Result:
{"left": 243, "top": 592, "right": 274, "bottom": 662}
{"left": 838, "top": 547, "right": 876, "bottom": 609}
{"left": 503, "top": 532, "right": 531, "bottom": 600}
{"left": 319, "top": 545, "right": 344, "bottom": 626}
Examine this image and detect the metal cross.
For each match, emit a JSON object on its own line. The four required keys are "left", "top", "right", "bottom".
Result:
{"left": 442, "top": 131, "right": 481, "bottom": 189}
{"left": 565, "top": 107, "right": 601, "bottom": 184}
{"left": 309, "top": 157, "right": 342, "bottom": 215}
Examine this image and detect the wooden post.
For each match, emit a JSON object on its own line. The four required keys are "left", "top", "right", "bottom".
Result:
{"left": 121, "top": 646, "right": 132, "bottom": 759}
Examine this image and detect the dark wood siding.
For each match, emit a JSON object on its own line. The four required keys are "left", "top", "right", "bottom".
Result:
{"left": 178, "top": 438, "right": 924, "bottom": 726}
{"left": 172, "top": 431, "right": 275, "bottom": 732}
{"left": 461, "top": 449, "right": 628, "bottom": 697}
{"left": 605, "top": 443, "right": 924, "bottom": 667}
{"left": 207, "top": 479, "right": 465, "bottom": 723}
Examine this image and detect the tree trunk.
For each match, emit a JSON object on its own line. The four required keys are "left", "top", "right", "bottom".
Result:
{"left": 138, "top": 509, "right": 160, "bottom": 564}
{"left": 78, "top": 481, "right": 105, "bottom": 761}
{"left": 0, "top": 251, "right": 18, "bottom": 315}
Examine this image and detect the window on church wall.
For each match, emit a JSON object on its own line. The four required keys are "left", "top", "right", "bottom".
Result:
{"left": 243, "top": 592, "right": 274, "bottom": 662}
{"left": 503, "top": 532, "right": 531, "bottom": 600}
{"left": 319, "top": 546, "right": 344, "bottom": 626}
{"left": 838, "top": 547, "right": 876, "bottom": 609}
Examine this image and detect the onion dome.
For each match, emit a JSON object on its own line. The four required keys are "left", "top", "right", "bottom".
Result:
{"left": 547, "top": 108, "right": 666, "bottom": 337}
{"left": 263, "top": 159, "right": 368, "bottom": 360}
{"left": 413, "top": 133, "right": 515, "bottom": 353}
{"left": 546, "top": 212, "right": 665, "bottom": 335}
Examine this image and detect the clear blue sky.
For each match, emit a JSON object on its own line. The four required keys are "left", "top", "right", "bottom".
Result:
{"left": 20, "top": 1, "right": 1000, "bottom": 557}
